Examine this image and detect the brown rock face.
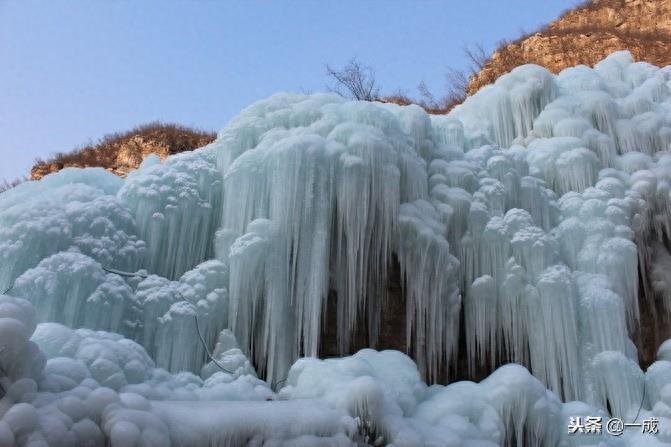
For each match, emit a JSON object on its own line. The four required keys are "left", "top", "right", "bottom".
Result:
{"left": 468, "top": 0, "right": 671, "bottom": 95}
{"left": 30, "top": 123, "right": 216, "bottom": 180}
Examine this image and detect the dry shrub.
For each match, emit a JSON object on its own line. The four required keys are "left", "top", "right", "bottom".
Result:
{"left": 33, "top": 122, "right": 216, "bottom": 172}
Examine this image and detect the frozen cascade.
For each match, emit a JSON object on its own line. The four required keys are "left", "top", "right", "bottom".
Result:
{"left": 397, "top": 200, "right": 461, "bottom": 381}
{"left": 210, "top": 50, "right": 668, "bottom": 406}
{"left": 4, "top": 51, "right": 671, "bottom": 445}
{"left": 136, "top": 260, "right": 229, "bottom": 374}
{"left": 11, "top": 252, "right": 139, "bottom": 339}
{"left": 216, "top": 98, "right": 444, "bottom": 383}
{"left": 118, "top": 151, "right": 222, "bottom": 279}
{"left": 450, "top": 64, "right": 558, "bottom": 148}
{"left": 0, "top": 169, "right": 144, "bottom": 292}
{"left": 590, "top": 351, "right": 644, "bottom": 420}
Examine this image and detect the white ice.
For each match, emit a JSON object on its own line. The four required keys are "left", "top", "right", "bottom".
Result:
{"left": 2, "top": 51, "right": 671, "bottom": 445}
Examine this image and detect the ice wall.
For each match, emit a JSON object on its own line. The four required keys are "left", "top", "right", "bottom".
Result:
{"left": 2, "top": 50, "right": 671, "bottom": 445}
{"left": 215, "top": 96, "right": 465, "bottom": 382}
{"left": 207, "top": 56, "right": 663, "bottom": 400}
{"left": 118, "top": 151, "right": 222, "bottom": 279}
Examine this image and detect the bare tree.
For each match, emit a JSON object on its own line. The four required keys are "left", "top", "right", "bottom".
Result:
{"left": 439, "top": 43, "right": 489, "bottom": 105}
{"left": 445, "top": 67, "right": 469, "bottom": 103}
{"left": 417, "top": 81, "right": 438, "bottom": 109}
{"left": 326, "top": 58, "right": 380, "bottom": 101}
{"left": 464, "top": 43, "right": 488, "bottom": 72}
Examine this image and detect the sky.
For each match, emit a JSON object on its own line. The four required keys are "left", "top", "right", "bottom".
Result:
{"left": 0, "top": 0, "right": 576, "bottom": 183}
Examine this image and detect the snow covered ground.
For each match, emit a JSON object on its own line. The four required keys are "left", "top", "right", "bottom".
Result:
{"left": 2, "top": 51, "right": 671, "bottom": 445}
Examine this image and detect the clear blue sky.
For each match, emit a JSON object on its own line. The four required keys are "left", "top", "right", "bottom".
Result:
{"left": 0, "top": 0, "right": 575, "bottom": 183}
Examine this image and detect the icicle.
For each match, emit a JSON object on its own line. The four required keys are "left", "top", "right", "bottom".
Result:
{"left": 526, "top": 265, "right": 581, "bottom": 401}
{"left": 118, "top": 152, "right": 222, "bottom": 279}
{"left": 578, "top": 91, "right": 619, "bottom": 142}
{"left": 590, "top": 351, "right": 644, "bottom": 418}
{"left": 397, "top": 200, "right": 461, "bottom": 380}
{"left": 450, "top": 65, "right": 557, "bottom": 148}
{"left": 592, "top": 237, "right": 640, "bottom": 331}
{"left": 555, "top": 147, "right": 599, "bottom": 194}
{"left": 465, "top": 275, "right": 497, "bottom": 374}
{"left": 575, "top": 272, "right": 629, "bottom": 355}
{"left": 216, "top": 97, "right": 443, "bottom": 383}
{"left": 518, "top": 176, "right": 557, "bottom": 231}
{"left": 481, "top": 364, "right": 563, "bottom": 447}
{"left": 582, "top": 128, "right": 617, "bottom": 168}
{"left": 151, "top": 260, "right": 228, "bottom": 373}
{"left": 11, "top": 252, "right": 139, "bottom": 339}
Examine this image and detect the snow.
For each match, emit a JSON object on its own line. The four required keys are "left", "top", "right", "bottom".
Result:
{"left": 2, "top": 50, "right": 671, "bottom": 445}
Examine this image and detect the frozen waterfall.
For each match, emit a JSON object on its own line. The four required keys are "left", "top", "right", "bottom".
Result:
{"left": 2, "top": 51, "right": 671, "bottom": 446}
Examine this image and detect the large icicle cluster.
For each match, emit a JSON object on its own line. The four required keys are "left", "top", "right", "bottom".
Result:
{"left": 2, "top": 51, "right": 671, "bottom": 445}
{"left": 118, "top": 152, "right": 222, "bottom": 279}
{"left": 215, "top": 96, "right": 464, "bottom": 382}
{"left": 442, "top": 53, "right": 671, "bottom": 404}
{"left": 0, "top": 169, "right": 144, "bottom": 291}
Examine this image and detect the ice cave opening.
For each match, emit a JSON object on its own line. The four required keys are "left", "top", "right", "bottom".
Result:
{"left": 2, "top": 51, "right": 671, "bottom": 446}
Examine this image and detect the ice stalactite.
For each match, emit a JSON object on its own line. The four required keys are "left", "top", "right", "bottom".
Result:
{"left": 465, "top": 274, "right": 497, "bottom": 373}
{"left": 576, "top": 273, "right": 629, "bottom": 356}
{"left": 397, "top": 200, "right": 461, "bottom": 381}
{"left": 450, "top": 64, "right": 558, "bottom": 148}
{"left": 526, "top": 137, "right": 600, "bottom": 195}
{"left": 527, "top": 265, "right": 581, "bottom": 401}
{"left": 650, "top": 243, "right": 671, "bottom": 316}
{"left": 590, "top": 351, "right": 644, "bottom": 420}
{"left": 461, "top": 205, "right": 562, "bottom": 380}
{"left": 215, "top": 97, "right": 461, "bottom": 383}
{"left": 118, "top": 152, "right": 222, "bottom": 279}
{"left": 136, "top": 260, "right": 228, "bottom": 374}
{"left": 427, "top": 50, "right": 671, "bottom": 410}
{"left": 11, "top": 252, "right": 140, "bottom": 339}
{"left": 227, "top": 218, "right": 296, "bottom": 384}
{"left": 14, "top": 250, "right": 231, "bottom": 378}
{"left": 416, "top": 134, "right": 568, "bottom": 389}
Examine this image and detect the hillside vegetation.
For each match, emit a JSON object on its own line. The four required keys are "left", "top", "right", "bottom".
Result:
{"left": 30, "top": 123, "right": 215, "bottom": 180}
{"left": 467, "top": 0, "right": 671, "bottom": 94}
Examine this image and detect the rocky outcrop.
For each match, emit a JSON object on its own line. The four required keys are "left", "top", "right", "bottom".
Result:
{"left": 31, "top": 123, "right": 216, "bottom": 180}
{"left": 468, "top": 0, "right": 671, "bottom": 94}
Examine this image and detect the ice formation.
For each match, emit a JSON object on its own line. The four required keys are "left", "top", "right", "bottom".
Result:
{"left": 2, "top": 51, "right": 671, "bottom": 445}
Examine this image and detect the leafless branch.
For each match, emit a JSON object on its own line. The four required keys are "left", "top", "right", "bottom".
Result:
{"left": 417, "top": 81, "right": 438, "bottom": 109}
{"left": 464, "top": 43, "right": 488, "bottom": 71}
{"left": 326, "top": 58, "right": 380, "bottom": 101}
{"left": 445, "top": 68, "right": 469, "bottom": 104}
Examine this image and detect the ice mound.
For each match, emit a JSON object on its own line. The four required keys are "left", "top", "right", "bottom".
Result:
{"left": 0, "top": 294, "right": 274, "bottom": 447}
{"left": 2, "top": 50, "right": 671, "bottom": 445}
{"left": 3, "top": 293, "right": 669, "bottom": 447}
{"left": 12, "top": 252, "right": 139, "bottom": 337}
{"left": 0, "top": 168, "right": 144, "bottom": 290}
